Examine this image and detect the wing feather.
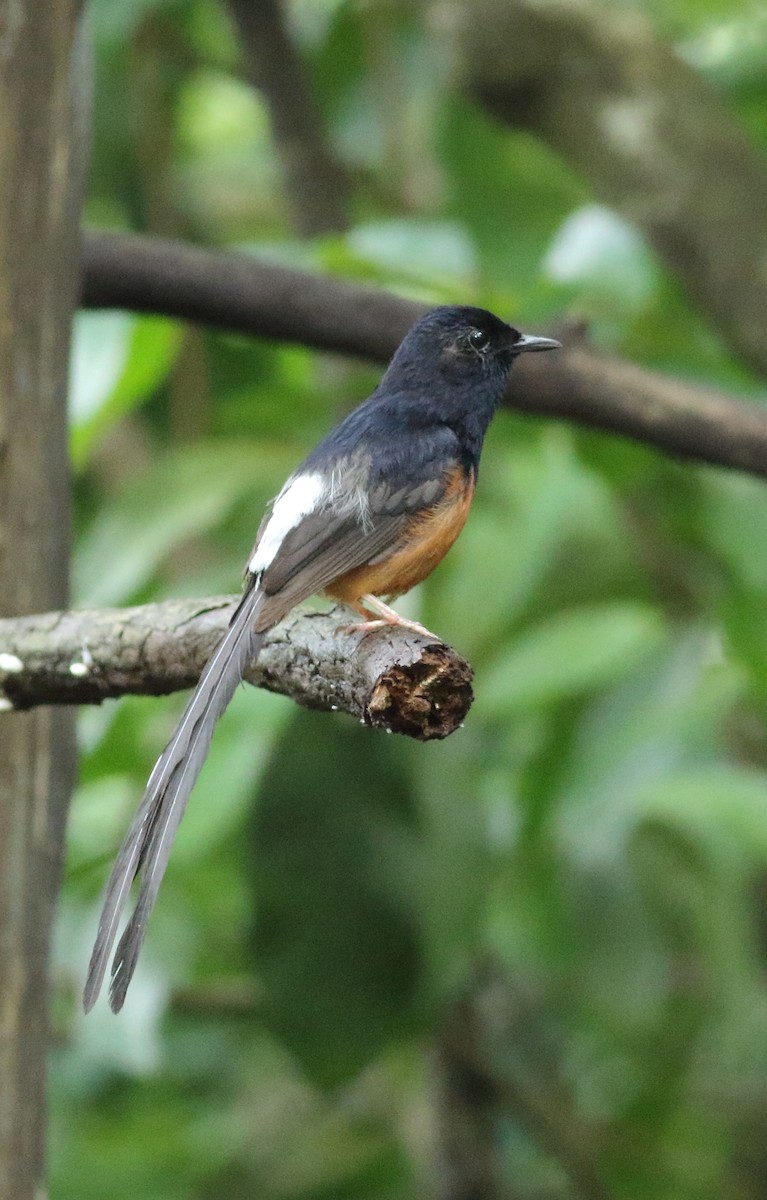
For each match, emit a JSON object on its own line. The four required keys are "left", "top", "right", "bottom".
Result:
{"left": 254, "top": 475, "right": 448, "bottom": 628}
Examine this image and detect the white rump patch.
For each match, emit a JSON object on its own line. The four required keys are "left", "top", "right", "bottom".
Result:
{"left": 249, "top": 472, "right": 327, "bottom": 575}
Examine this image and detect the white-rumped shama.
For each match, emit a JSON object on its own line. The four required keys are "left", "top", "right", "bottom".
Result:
{"left": 84, "top": 305, "right": 560, "bottom": 1012}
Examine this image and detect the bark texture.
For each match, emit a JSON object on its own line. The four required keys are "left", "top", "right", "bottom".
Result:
{"left": 0, "top": 599, "right": 474, "bottom": 741}
{"left": 0, "top": 3, "right": 85, "bottom": 1195}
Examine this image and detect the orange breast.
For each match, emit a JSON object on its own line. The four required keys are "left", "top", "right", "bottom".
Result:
{"left": 326, "top": 467, "right": 474, "bottom": 603}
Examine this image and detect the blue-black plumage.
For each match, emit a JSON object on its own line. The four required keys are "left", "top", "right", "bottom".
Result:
{"left": 84, "top": 304, "right": 559, "bottom": 1013}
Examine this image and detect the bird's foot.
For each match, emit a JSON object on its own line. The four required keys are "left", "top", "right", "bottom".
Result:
{"left": 343, "top": 594, "right": 438, "bottom": 641}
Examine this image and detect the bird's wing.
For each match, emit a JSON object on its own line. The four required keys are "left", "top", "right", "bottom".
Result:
{"left": 252, "top": 472, "right": 445, "bottom": 626}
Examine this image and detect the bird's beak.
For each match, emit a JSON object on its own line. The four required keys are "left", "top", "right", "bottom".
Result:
{"left": 513, "top": 333, "right": 561, "bottom": 354}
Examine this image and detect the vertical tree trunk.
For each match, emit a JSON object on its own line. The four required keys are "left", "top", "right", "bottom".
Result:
{"left": 0, "top": 2, "right": 88, "bottom": 1196}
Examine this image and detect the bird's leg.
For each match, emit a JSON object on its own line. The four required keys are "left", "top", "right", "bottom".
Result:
{"left": 343, "top": 593, "right": 438, "bottom": 640}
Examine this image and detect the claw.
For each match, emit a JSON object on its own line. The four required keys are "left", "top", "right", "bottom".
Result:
{"left": 341, "top": 618, "right": 389, "bottom": 635}
{"left": 343, "top": 593, "right": 439, "bottom": 641}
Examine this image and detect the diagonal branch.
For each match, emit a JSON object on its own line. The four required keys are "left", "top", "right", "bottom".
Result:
{"left": 0, "top": 598, "right": 473, "bottom": 741}
{"left": 80, "top": 229, "right": 767, "bottom": 479}
{"left": 226, "top": 0, "right": 351, "bottom": 235}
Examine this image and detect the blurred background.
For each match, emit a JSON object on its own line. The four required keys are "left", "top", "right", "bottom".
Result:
{"left": 57, "top": 0, "right": 767, "bottom": 1196}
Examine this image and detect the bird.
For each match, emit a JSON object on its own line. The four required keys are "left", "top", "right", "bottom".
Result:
{"left": 83, "top": 305, "right": 560, "bottom": 1013}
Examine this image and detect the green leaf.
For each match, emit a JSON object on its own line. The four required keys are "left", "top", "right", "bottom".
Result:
{"left": 251, "top": 709, "right": 423, "bottom": 1085}
{"left": 69, "top": 312, "right": 182, "bottom": 469}
{"left": 637, "top": 767, "right": 767, "bottom": 866}
{"left": 554, "top": 631, "right": 745, "bottom": 869}
{"left": 544, "top": 204, "right": 660, "bottom": 316}
{"left": 479, "top": 602, "right": 666, "bottom": 715}
{"left": 74, "top": 441, "right": 285, "bottom": 606}
{"left": 88, "top": 0, "right": 170, "bottom": 47}
{"left": 438, "top": 98, "right": 585, "bottom": 294}
{"left": 342, "top": 218, "right": 476, "bottom": 288}
{"left": 431, "top": 423, "right": 628, "bottom": 656}
{"left": 701, "top": 469, "right": 767, "bottom": 591}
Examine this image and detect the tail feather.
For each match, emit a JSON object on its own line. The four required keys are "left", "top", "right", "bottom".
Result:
{"left": 84, "top": 588, "right": 266, "bottom": 1013}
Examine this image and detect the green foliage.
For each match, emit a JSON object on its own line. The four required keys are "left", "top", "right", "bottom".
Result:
{"left": 69, "top": 313, "right": 183, "bottom": 469}
{"left": 251, "top": 710, "right": 423, "bottom": 1086}
{"left": 56, "top": 1, "right": 767, "bottom": 1197}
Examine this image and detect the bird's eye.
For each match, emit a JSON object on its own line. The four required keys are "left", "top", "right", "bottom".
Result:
{"left": 468, "top": 328, "right": 490, "bottom": 351}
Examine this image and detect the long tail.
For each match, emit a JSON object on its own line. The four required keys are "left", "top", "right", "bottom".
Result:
{"left": 84, "top": 587, "right": 266, "bottom": 1013}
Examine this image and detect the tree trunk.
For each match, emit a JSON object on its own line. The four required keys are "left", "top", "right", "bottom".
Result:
{"left": 0, "top": 2, "right": 88, "bottom": 1196}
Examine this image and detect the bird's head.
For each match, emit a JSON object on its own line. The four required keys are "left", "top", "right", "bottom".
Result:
{"left": 386, "top": 305, "right": 560, "bottom": 392}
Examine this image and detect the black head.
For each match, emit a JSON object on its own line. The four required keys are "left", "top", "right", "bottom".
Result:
{"left": 304, "top": 306, "right": 558, "bottom": 481}
{"left": 367, "top": 305, "right": 559, "bottom": 471}
{"left": 384, "top": 305, "right": 559, "bottom": 393}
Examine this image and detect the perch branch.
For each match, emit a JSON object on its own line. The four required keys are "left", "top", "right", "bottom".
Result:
{"left": 81, "top": 229, "right": 767, "bottom": 478}
{"left": 0, "top": 598, "right": 473, "bottom": 741}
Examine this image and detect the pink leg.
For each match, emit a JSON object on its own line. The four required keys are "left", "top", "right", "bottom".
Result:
{"left": 344, "top": 593, "right": 438, "bottom": 640}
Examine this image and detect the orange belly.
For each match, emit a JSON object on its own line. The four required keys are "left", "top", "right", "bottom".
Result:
{"left": 326, "top": 468, "right": 474, "bottom": 603}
